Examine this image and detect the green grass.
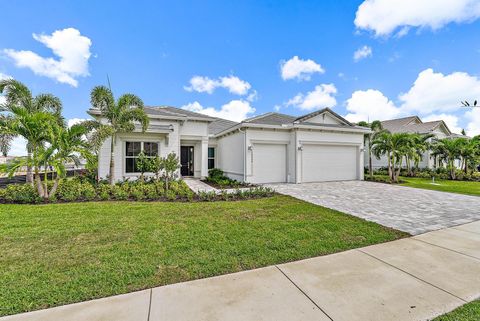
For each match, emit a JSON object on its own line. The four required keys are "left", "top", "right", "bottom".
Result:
{"left": 0, "top": 195, "right": 407, "bottom": 316}
{"left": 399, "top": 177, "right": 480, "bottom": 196}
{"left": 433, "top": 300, "right": 480, "bottom": 320}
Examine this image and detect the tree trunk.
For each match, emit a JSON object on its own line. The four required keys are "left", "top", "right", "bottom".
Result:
{"left": 464, "top": 157, "right": 468, "bottom": 174}
{"left": 395, "top": 157, "right": 402, "bottom": 183}
{"left": 368, "top": 149, "right": 373, "bottom": 178}
{"left": 49, "top": 177, "right": 60, "bottom": 199}
{"left": 34, "top": 167, "right": 45, "bottom": 199}
{"left": 109, "top": 134, "right": 115, "bottom": 185}
{"left": 26, "top": 147, "right": 33, "bottom": 185}
{"left": 387, "top": 152, "right": 392, "bottom": 181}
{"left": 450, "top": 160, "right": 456, "bottom": 180}
{"left": 405, "top": 155, "right": 411, "bottom": 177}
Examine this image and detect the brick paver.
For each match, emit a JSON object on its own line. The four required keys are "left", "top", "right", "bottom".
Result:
{"left": 267, "top": 181, "right": 480, "bottom": 235}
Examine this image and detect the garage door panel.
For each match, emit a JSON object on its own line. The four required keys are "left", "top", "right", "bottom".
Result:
{"left": 302, "top": 145, "right": 357, "bottom": 182}
{"left": 252, "top": 144, "right": 287, "bottom": 183}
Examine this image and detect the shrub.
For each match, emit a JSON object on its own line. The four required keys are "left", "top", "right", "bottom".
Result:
{"left": 0, "top": 184, "right": 41, "bottom": 204}
{"left": 130, "top": 184, "right": 146, "bottom": 201}
{"left": 96, "top": 184, "right": 112, "bottom": 201}
{"left": 111, "top": 185, "right": 128, "bottom": 200}
{"left": 165, "top": 189, "right": 177, "bottom": 201}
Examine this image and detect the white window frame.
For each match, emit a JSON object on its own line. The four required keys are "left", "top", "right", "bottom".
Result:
{"left": 125, "top": 141, "right": 159, "bottom": 174}
{"left": 208, "top": 147, "right": 216, "bottom": 170}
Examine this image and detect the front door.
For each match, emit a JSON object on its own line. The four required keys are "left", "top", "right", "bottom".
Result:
{"left": 180, "top": 146, "right": 194, "bottom": 176}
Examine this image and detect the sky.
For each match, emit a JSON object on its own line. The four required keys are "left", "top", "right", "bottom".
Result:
{"left": 1, "top": 0, "right": 480, "bottom": 155}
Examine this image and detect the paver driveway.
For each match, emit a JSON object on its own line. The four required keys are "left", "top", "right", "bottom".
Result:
{"left": 267, "top": 181, "right": 480, "bottom": 235}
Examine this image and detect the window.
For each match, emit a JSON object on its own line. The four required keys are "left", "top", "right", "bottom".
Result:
{"left": 125, "top": 141, "right": 158, "bottom": 173}
{"left": 208, "top": 147, "right": 215, "bottom": 170}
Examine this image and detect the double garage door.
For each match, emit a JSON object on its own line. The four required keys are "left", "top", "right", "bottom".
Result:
{"left": 251, "top": 143, "right": 358, "bottom": 183}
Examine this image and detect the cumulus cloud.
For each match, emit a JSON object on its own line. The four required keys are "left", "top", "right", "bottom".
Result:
{"left": 344, "top": 89, "right": 401, "bottom": 123}
{"left": 7, "top": 137, "right": 28, "bottom": 156}
{"left": 355, "top": 0, "right": 480, "bottom": 37}
{"left": 0, "top": 73, "right": 12, "bottom": 105}
{"left": 399, "top": 68, "right": 480, "bottom": 114}
{"left": 353, "top": 45, "right": 373, "bottom": 62}
{"left": 67, "top": 118, "right": 87, "bottom": 127}
{"left": 3, "top": 28, "right": 92, "bottom": 87}
{"left": 184, "top": 75, "right": 251, "bottom": 95}
{"left": 280, "top": 56, "right": 324, "bottom": 81}
{"left": 181, "top": 100, "right": 255, "bottom": 122}
{"left": 286, "top": 84, "right": 337, "bottom": 111}
{"left": 423, "top": 113, "right": 462, "bottom": 134}
{"left": 465, "top": 108, "right": 480, "bottom": 136}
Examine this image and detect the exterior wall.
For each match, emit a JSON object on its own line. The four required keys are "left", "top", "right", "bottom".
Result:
{"left": 97, "top": 118, "right": 211, "bottom": 181}
{"left": 216, "top": 131, "right": 245, "bottom": 181}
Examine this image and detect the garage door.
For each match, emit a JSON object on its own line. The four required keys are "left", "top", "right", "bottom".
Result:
{"left": 252, "top": 144, "right": 287, "bottom": 183}
{"left": 302, "top": 144, "right": 357, "bottom": 182}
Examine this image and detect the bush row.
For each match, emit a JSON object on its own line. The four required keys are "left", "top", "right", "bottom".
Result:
{"left": 0, "top": 179, "right": 275, "bottom": 204}
{"left": 369, "top": 167, "right": 480, "bottom": 181}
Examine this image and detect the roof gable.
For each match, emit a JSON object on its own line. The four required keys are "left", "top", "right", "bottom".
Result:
{"left": 294, "top": 108, "right": 352, "bottom": 126}
{"left": 243, "top": 112, "right": 296, "bottom": 125}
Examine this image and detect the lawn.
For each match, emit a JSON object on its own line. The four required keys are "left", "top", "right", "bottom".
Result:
{"left": 0, "top": 195, "right": 407, "bottom": 316}
{"left": 399, "top": 177, "right": 480, "bottom": 196}
{"left": 433, "top": 300, "right": 480, "bottom": 321}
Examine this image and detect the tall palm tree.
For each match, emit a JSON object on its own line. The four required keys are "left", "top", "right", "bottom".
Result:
{"left": 358, "top": 120, "right": 383, "bottom": 178}
{"left": 0, "top": 115, "right": 14, "bottom": 156}
{"left": 0, "top": 107, "right": 57, "bottom": 195}
{"left": 405, "top": 133, "right": 434, "bottom": 176}
{"left": 0, "top": 79, "right": 62, "bottom": 183}
{"left": 372, "top": 131, "right": 411, "bottom": 182}
{"left": 84, "top": 86, "right": 149, "bottom": 184}
{"left": 430, "top": 138, "right": 464, "bottom": 179}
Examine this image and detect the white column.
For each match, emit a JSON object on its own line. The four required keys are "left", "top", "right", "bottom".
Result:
{"left": 201, "top": 137, "right": 208, "bottom": 178}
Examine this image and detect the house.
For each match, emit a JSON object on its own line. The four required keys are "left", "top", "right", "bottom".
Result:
{"left": 89, "top": 106, "right": 370, "bottom": 184}
{"left": 366, "top": 115, "right": 463, "bottom": 169}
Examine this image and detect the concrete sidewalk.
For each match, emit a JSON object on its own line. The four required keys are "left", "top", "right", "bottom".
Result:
{"left": 3, "top": 221, "right": 480, "bottom": 321}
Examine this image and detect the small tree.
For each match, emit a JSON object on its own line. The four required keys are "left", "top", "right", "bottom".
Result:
{"left": 136, "top": 151, "right": 153, "bottom": 182}
{"left": 160, "top": 152, "right": 180, "bottom": 190}
{"left": 150, "top": 156, "right": 162, "bottom": 181}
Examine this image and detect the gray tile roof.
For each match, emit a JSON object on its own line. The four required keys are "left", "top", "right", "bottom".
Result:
{"left": 380, "top": 116, "right": 452, "bottom": 135}
{"left": 208, "top": 118, "right": 238, "bottom": 135}
{"left": 294, "top": 107, "right": 353, "bottom": 126}
{"left": 144, "top": 106, "right": 217, "bottom": 120}
{"left": 243, "top": 112, "right": 297, "bottom": 125}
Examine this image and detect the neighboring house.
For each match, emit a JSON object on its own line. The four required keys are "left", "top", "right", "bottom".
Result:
{"left": 89, "top": 106, "right": 369, "bottom": 184}
{"left": 366, "top": 115, "right": 463, "bottom": 169}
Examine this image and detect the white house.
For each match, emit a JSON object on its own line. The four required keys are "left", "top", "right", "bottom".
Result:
{"left": 89, "top": 106, "right": 370, "bottom": 184}
{"left": 366, "top": 115, "right": 464, "bottom": 170}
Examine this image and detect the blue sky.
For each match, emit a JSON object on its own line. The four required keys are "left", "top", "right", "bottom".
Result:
{"left": 2, "top": 0, "right": 480, "bottom": 154}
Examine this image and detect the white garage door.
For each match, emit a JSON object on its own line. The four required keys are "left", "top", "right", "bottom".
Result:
{"left": 252, "top": 144, "right": 287, "bottom": 183}
{"left": 302, "top": 144, "right": 357, "bottom": 182}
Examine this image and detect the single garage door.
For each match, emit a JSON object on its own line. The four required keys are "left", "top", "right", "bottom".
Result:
{"left": 302, "top": 144, "right": 357, "bottom": 182}
{"left": 252, "top": 143, "right": 287, "bottom": 183}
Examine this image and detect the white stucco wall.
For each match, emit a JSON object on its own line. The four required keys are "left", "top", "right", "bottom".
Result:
{"left": 216, "top": 130, "right": 245, "bottom": 181}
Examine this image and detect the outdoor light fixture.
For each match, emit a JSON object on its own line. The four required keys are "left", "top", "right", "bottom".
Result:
{"left": 298, "top": 145, "right": 303, "bottom": 151}
{"left": 248, "top": 145, "right": 253, "bottom": 151}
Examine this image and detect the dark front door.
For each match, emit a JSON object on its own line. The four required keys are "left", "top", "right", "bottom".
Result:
{"left": 180, "top": 146, "right": 194, "bottom": 176}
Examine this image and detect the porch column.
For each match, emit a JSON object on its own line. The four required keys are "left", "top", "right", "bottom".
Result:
{"left": 201, "top": 137, "right": 208, "bottom": 178}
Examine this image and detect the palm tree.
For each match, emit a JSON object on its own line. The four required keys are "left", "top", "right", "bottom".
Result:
{"left": 84, "top": 86, "right": 149, "bottom": 184}
{"left": 405, "top": 133, "right": 434, "bottom": 176}
{"left": 458, "top": 138, "right": 477, "bottom": 174}
{"left": 0, "top": 79, "right": 62, "bottom": 183}
{"left": 0, "top": 115, "right": 14, "bottom": 156}
{"left": 357, "top": 120, "right": 383, "bottom": 178}
{"left": 430, "top": 138, "right": 464, "bottom": 179}
{"left": 372, "top": 131, "right": 411, "bottom": 182}
{"left": 0, "top": 107, "right": 57, "bottom": 195}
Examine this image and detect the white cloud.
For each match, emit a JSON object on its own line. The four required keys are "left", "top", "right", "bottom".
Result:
{"left": 355, "top": 0, "right": 480, "bottom": 37}
{"left": 67, "top": 118, "right": 87, "bottom": 127}
{"left": 399, "top": 68, "right": 480, "bottom": 114}
{"left": 184, "top": 75, "right": 251, "bottom": 95}
{"left": 353, "top": 45, "right": 373, "bottom": 62}
{"left": 280, "top": 56, "right": 325, "bottom": 81}
{"left": 3, "top": 28, "right": 92, "bottom": 87}
{"left": 465, "top": 108, "right": 480, "bottom": 136}
{"left": 286, "top": 84, "right": 337, "bottom": 111}
{"left": 344, "top": 89, "right": 401, "bottom": 123}
{"left": 181, "top": 100, "right": 255, "bottom": 122}
{"left": 8, "top": 137, "right": 27, "bottom": 156}
{"left": 423, "top": 113, "right": 462, "bottom": 134}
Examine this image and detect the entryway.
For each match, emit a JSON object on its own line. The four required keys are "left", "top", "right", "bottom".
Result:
{"left": 180, "top": 146, "right": 194, "bottom": 176}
